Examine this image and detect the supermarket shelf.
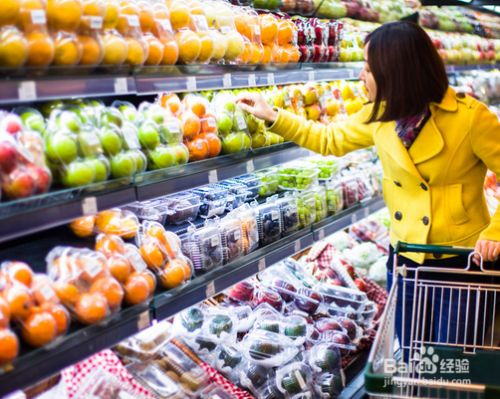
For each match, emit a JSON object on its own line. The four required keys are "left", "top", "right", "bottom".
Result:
{"left": 0, "top": 143, "right": 307, "bottom": 244}
{"left": 0, "top": 196, "right": 384, "bottom": 396}
{"left": 0, "top": 63, "right": 496, "bottom": 104}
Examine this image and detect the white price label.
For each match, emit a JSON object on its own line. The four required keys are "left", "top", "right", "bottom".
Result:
{"left": 114, "top": 77, "right": 128, "bottom": 94}
{"left": 211, "top": 235, "right": 220, "bottom": 247}
{"left": 137, "top": 310, "right": 151, "bottom": 330}
{"left": 126, "top": 15, "right": 140, "bottom": 27}
{"left": 364, "top": 207, "right": 370, "bottom": 218}
{"left": 258, "top": 258, "right": 266, "bottom": 272}
{"left": 186, "top": 76, "right": 197, "bottom": 91}
{"left": 233, "top": 229, "right": 241, "bottom": 240}
{"left": 81, "top": 196, "right": 98, "bottom": 216}
{"left": 295, "top": 370, "right": 307, "bottom": 390}
{"left": 208, "top": 169, "right": 218, "bottom": 183}
{"left": 236, "top": 114, "right": 246, "bottom": 130}
{"left": 192, "top": 15, "right": 209, "bottom": 31}
{"left": 31, "top": 10, "right": 47, "bottom": 24}
{"left": 128, "top": 249, "right": 147, "bottom": 272}
{"left": 246, "top": 160, "right": 255, "bottom": 173}
{"left": 18, "top": 81, "right": 37, "bottom": 102}
{"left": 223, "top": 73, "right": 232, "bottom": 88}
{"left": 158, "top": 19, "right": 173, "bottom": 32}
{"left": 248, "top": 74, "right": 257, "bottom": 87}
{"left": 206, "top": 281, "right": 216, "bottom": 298}
{"left": 318, "top": 229, "right": 325, "bottom": 241}
{"left": 308, "top": 71, "right": 315, "bottom": 82}
{"left": 206, "top": 117, "right": 216, "bottom": 128}
{"left": 294, "top": 240, "right": 301, "bottom": 253}
{"left": 166, "top": 120, "right": 181, "bottom": 134}
{"left": 86, "top": 261, "right": 102, "bottom": 278}
{"left": 220, "top": 25, "right": 233, "bottom": 34}
{"left": 90, "top": 16, "right": 103, "bottom": 29}
{"left": 271, "top": 210, "right": 280, "bottom": 221}
{"left": 351, "top": 213, "right": 358, "bottom": 224}
{"left": 122, "top": 124, "right": 140, "bottom": 149}
{"left": 39, "top": 285, "right": 56, "bottom": 302}
{"left": 253, "top": 25, "right": 261, "bottom": 36}
{"left": 267, "top": 73, "right": 275, "bottom": 86}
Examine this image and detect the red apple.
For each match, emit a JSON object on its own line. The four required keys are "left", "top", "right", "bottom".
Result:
{"left": 354, "top": 278, "right": 367, "bottom": 292}
{"left": 1, "top": 114, "right": 23, "bottom": 136}
{"left": 2, "top": 167, "right": 35, "bottom": 199}
{"left": 345, "top": 265, "right": 356, "bottom": 279}
{"left": 27, "top": 164, "right": 52, "bottom": 194}
{"left": 0, "top": 141, "right": 18, "bottom": 173}
{"left": 329, "top": 278, "right": 343, "bottom": 286}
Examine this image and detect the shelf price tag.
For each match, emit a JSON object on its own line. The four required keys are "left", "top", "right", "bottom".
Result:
{"left": 246, "top": 160, "right": 255, "bottom": 173}
{"left": 186, "top": 76, "right": 197, "bottom": 91}
{"left": 18, "top": 81, "right": 37, "bottom": 101}
{"left": 364, "top": 207, "right": 370, "bottom": 218}
{"left": 248, "top": 74, "right": 256, "bottom": 87}
{"left": 294, "top": 240, "right": 301, "bottom": 253}
{"left": 223, "top": 73, "right": 232, "bottom": 88}
{"left": 206, "top": 281, "right": 216, "bottom": 298}
{"left": 81, "top": 196, "right": 98, "bottom": 216}
{"left": 351, "top": 213, "right": 358, "bottom": 224}
{"left": 114, "top": 78, "right": 128, "bottom": 94}
{"left": 208, "top": 169, "right": 218, "bottom": 184}
{"left": 137, "top": 310, "right": 151, "bottom": 331}
{"left": 308, "top": 71, "right": 315, "bottom": 82}
{"left": 267, "top": 73, "right": 275, "bottom": 86}
{"left": 258, "top": 258, "right": 266, "bottom": 272}
{"left": 318, "top": 229, "right": 325, "bottom": 241}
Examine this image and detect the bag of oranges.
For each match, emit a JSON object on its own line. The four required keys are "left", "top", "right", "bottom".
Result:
{"left": 69, "top": 208, "right": 140, "bottom": 239}
{"left": 137, "top": 221, "right": 192, "bottom": 290}
{"left": 95, "top": 234, "right": 156, "bottom": 306}
{"left": 46, "top": 247, "right": 124, "bottom": 325}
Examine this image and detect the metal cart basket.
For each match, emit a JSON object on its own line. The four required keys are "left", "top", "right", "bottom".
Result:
{"left": 365, "top": 242, "right": 500, "bottom": 399}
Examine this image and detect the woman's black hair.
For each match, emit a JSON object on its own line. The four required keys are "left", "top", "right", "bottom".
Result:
{"left": 365, "top": 21, "right": 448, "bottom": 123}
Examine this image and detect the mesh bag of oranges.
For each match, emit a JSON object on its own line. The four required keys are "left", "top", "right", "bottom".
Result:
{"left": 137, "top": 221, "right": 192, "bottom": 290}
{"left": 46, "top": 246, "right": 124, "bottom": 325}
{"left": 77, "top": 0, "right": 105, "bottom": 66}
{"left": 226, "top": 203, "right": 259, "bottom": 255}
{"left": 115, "top": 0, "right": 149, "bottom": 67}
{"left": 0, "top": 261, "right": 70, "bottom": 351}
{"left": 95, "top": 234, "right": 156, "bottom": 306}
{"left": 69, "top": 208, "right": 140, "bottom": 239}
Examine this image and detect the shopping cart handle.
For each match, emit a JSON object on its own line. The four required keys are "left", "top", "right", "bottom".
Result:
{"left": 395, "top": 242, "right": 473, "bottom": 256}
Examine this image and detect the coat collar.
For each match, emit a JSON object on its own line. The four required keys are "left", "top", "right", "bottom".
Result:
{"left": 431, "top": 86, "right": 457, "bottom": 112}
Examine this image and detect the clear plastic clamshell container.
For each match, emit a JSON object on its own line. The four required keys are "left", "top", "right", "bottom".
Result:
{"left": 274, "top": 195, "right": 300, "bottom": 236}
{"left": 219, "top": 217, "right": 245, "bottom": 264}
{"left": 275, "top": 362, "right": 314, "bottom": 396}
{"left": 192, "top": 185, "right": 229, "bottom": 218}
{"left": 217, "top": 180, "right": 250, "bottom": 210}
{"left": 312, "top": 185, "right": 328, "bottom": 222}
{"left": 255, "top": 167, "right": 280, "bottom": 197}
{"left": 123, "top": 201, "right": 167, "bottom": 225}
{"left": 304, "top": 156, "right": 341, "bottom": 181}
{"left": 278, "top": 161, "right": 319, "bottom": 191}
{"left": 126, "top": 362, "right": 187, "bottom": 399}
{"left": 115, "top": 320, "right": 171, "bottom": 361}
{"left": 241, "top": 329, "right": 299, "bottom": 367}
{"left": 234, "top": 173, "right": 262, "bottom": 200}
{"left": 181, "top": 224, "right": 224, "bottom": 274}
{"left": 160, "top": 192, "right": 202, "bottom": 225}
{"left": 323, "top": 179, "right": 344, "bottom": 214}
{"left": 296, "top": 190, "right": 317, "bottom": 228}
{"left": 315, "top": 283, "right": 368, "bottom": 311}
{"left": 256, "top": 203, "right": 283, "bottom": 246}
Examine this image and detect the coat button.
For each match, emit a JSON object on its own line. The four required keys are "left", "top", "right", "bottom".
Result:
{"left": 420, "top": 183, "right": 428, "bottom": 191}
{"left": 394, "top": 211, "right": 402, "bottom": 221}
{"left": 394, "top": 181, "right": 402, "bottom": 187}
{"left": 422, "top": 216, "right": 430, "bottom": 225}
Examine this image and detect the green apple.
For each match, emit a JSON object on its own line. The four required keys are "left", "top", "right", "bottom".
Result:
{"left": 251, "top": 133, "right": 267, "bottom": 148}
{"left": 78, "top": 130, "right": 103, "bottom": 157}
{"left": 246, "top": 114, "right": 260, "bottom": 134}
{"left": 224, "top": 102, "right": 235, "bottom": 113}
{"left": 146, "top": 104, "right": 167, "bottom": 125}
{"left": 138, "top": 121, "right": 160, "bottom": 150}
{"left": 110, "top": 153, "right": 136, "bottom": 178}
{"left": 217, "top": 113, "right": 233, "bottom": 135}
{"left": 174, "top": 144, "right": 189, "bottom": 165}
{"left": 86, "top": 158, "right": 109, "bottom": 182}
{"left": 128, "top": 150, "right": 147, "bottom": 173}
{"left": 99, "top": 127, "right": 123, "bottom": 156}
{"left": 101, "top": 107, "right": 123, "bottom": 128}
{"left": 62, "top": 161, "right": 94, "bottom": 187}
{"left": 57, "top": 111, "right": 81, "bottom": 133}
{"left": 148, "top": 146, "right": 177, "bottom": 169}
{"left": 46, "top": 133, "right": 78, "bottom": 163}
{"left": 20, "top": 110, "right": 46, "bottom": 133}
{"left": 221, "top": 132, "right": 250, "bottom": 154}
{"left": 161, "top": 119, "right": 182, "bottom": 144}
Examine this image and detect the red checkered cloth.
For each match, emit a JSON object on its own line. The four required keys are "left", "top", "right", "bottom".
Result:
{"left": 199, "top": 362, "right": 255, "bottom": 399}
{"left": 61, "top": 349, "right": 153, "bottom": 399}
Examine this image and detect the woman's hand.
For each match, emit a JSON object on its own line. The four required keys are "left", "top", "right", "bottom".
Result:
{"left": 473, "top": 239, "right": 500, "bottom": 265}
{"left": 235, "top": 93, "right": 278, "bottom": 123}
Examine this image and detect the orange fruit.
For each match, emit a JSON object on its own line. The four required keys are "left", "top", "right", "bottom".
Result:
{"left": 0, "top": 298, "right": 10, "bottom": 329}
{"left": 53, "top": 281, "right": 80, "bottom": 307}
{"left": 75, "top": 292, "right": 108, "bottom": 324}
{"left": 0, "top": 329, "right": 19, "bottom": 364}
{"left": 140, "top": 240, "right": 165, "bottom": 269}
{"left": 95, "top": 234, "right": 125, "bottom": 256}
{"left": 32, "top": 274, "right": 58, "bottom": 304}
{"left": 70, "top": 216, "right": 95, "bottom": 238}
{"left": 125, "top": 36, "right": 147, "bottom": 66}
{"left": 78, "top": 34, "right": 103, "bottom": 66}
{"left": 53, "top": 33, "right": 82, "bottom": 66}
{"left": 240, "top": 41, "right": 251, "bottom": 64}
{"left": 90, "top": 276, "right": 123, "bottom": 310}
{"left": 107, "top": 254, "right": 132, "bottom": 284}
{"left": 181, "top": 112, "right": 201, "bottom": 140}
{"left": 103, "top": 0, "right": 119, "bottom": 29}
{"left": 144, "top": 34, "right": 163, "bottom": 66}
{"left": 3, "top": 284, "right": 33, "bottom": 320}
{"left": 200, "top": 115, "right": 217, "bottom": 134}
{"left": 0, "top": 0, "right": 20, "bottom": 27}
{"left": 249, "top": 43, "right": 262, "bottom": 65}
{"left": 138, "top": 270, "right": 156, "bottom": 292}
{"left": 19, "top": 0, "right": 44, "bottom": 29}
{"left": 25, "top": 31, "right": 55, "bottom": 67}
{"left": 277, "top": 20, "right": 294, "bottom": 46}
{"left": 116, "top": 2, "right": 140, "bottom": 35}
{"left": 95, "top": 209, "right": 120, "bottom": 231}
{"left": 199, "top": 132, "right": 221, "bottom": 158}
{"left": 80, "top": 0, "right": 104, "bottom": 30}
{"left": 179, "top": 258, "right": 192, "bottom": 280}
{"left": 197, "top": 31, "right": 213, "bottom": 63}
{"left": 186, "top": 137, "right": 209, "bottom": 162}
{"left": 47, "top": 0, "right": 83, "bottom": 32}
{"left": 262, "top": 45, "right": 272, "bottom": 64}
{"left": 3, "top": 261, "right": 33, "bottom": 287}
{"left": 0, "top": 27, "right": 27, "bottom": 68}
{"left": 260, "top": 15, "right": 278, "bottom": 45}
{"left": 161, "top": 93, "right": 181, "bottom": 115}
{"left": 161, "top": 39, "right": 178, "bottom": 65}
{"left": 21, "top": 308, "right": 57, "bottom": 347}
{"left": 287, "top": 44, "right": 300, "bottom": 63}
{"left": 185, "top": 98, "right": 206, "bottom": 119}
{"left": 159, "top": 259, "right": 187, "bottom": 289}
{"left": 164, "top": 231, "right": 181, "bottom": 254}
{"left": 78, "top": 257, "right": 106, "bottom": 284}
{"left": 102, "top": 32, "right": 127, "bottom": 65}
{"left": 123, "top": 273, "right": 150, "bottom": 305}
{"left": 139, "top": 7, "right": 155, "bottom": 33}
{"left": 120, "top": 217, "right": 139, "bottom": 239}
{"left": 169, "top": 3, "right": 190, "bottom": 31}
{"left": 234, "top": 14, "right": 251, "bottom": 40}
{"left": 175, "top": 29, "right": 201, "bottom": 64}
{"left": 41, "top": 302, "right": 69, "bottom": 335}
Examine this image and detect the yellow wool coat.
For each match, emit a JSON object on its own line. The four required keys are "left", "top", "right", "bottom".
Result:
{"left": 269, "top": 87, "right": 500, "bottom": 264}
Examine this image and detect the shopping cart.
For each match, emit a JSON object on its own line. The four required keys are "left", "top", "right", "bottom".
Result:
{"left": 364, "top": 242, "right": 500, "bottom": 398}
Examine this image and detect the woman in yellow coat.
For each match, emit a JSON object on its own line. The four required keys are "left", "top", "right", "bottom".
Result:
{"left": 238, "top": 21, "right": 500, "bottom": 346}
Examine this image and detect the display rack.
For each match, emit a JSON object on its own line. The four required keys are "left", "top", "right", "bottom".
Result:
{"left": 0, "top": 195, "right": 385, "bottom": 396}
{"left": 1, "top": 63, "right": 497, "bottom": 104}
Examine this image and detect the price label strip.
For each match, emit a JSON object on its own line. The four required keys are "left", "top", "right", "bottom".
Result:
{"left": 206, "top": 281, "right": 216, "bottom": 298}
{"left": 318, "top": 229, "right": 325, "bottom": 241}
{"left": 186, "top": 76, "right": 197, "bottom": 91}
{"left": 248, "top": 74, "right": 256, "bottom": 87}
{"left": 137, "top": 310, "right": 151, "bottom": 330}
{"left": 223, "top": 73, "right": 232, "bottom": 88}
{"left": 18, "top": 81, "right": 37, "bottom": 101}
{"left": 267, "top": 73, "right": 275, "bottom": 86}
{"left": 82, "top": 197, "right": 98, "bottom": 216}
{"left": 246, "top": 159, "right": 255, "bottom": 173}
{"left": 308, "top": 71, "right": 315, "bottom": 82}
{"left": 294, "top": 240, "right": 301, "bottom": 253}
{"left": 208, "top": 169, "right": 218, "bottom": 184}
{"left": 258, "top": 258, "right": 266, "bottom": 272}
{"left": 114, "top": 78, "right": 128, "bottom": 94}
